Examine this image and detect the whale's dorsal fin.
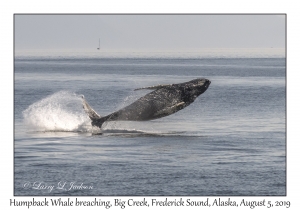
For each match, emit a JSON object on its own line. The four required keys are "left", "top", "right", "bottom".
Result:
{"left": 81, "top": 96, "right": 101, "bottom": 120}
{"left": 134, "top": 84, "right": 172, "bottom": 91}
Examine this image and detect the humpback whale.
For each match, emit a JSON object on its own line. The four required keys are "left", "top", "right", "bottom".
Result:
{"left": 82, "top": 78, "right": 211, "bottom": 128}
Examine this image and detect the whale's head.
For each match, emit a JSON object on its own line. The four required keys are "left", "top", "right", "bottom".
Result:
{"left": 181, "top": 78, "right": 211, "bottom": 103}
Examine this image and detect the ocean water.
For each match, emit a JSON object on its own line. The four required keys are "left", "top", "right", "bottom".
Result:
{"left": 14, "top": 50, "right": 286, "bottom": 196}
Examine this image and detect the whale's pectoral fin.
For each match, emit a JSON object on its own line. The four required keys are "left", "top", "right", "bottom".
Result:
{"left": 154, "top": 102, "right": 186, "bottom": 117}
{"left": 81, "top": 96, "right": 101, "bottom": 120}
{"left": 134, "top": 84, "right": 172, "bottom": 91}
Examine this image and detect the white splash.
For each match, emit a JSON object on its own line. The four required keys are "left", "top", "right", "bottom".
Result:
{"left": 22, "top": 91, "right": 92, "bottom": 132}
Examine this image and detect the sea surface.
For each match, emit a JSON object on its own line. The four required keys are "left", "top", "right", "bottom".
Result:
{"left": 14, "top": 50, "right": 286, "bottom": 196}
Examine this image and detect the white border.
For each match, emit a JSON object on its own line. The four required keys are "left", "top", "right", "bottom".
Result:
{"left": 2, "top": 0, "right": 299, "bottom": 209}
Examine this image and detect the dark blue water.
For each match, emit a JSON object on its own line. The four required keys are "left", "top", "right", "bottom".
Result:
{"left": 14, "top": 53, "right": 286, "bottom": 196}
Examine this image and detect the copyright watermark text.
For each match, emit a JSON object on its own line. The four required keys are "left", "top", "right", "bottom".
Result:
{"left": 23, "top": 181, "right": 93, "bottom": 193}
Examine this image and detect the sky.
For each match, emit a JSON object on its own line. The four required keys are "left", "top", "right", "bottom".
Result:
{"left": 15, "top": 14, "right": 285, "bottom": 52}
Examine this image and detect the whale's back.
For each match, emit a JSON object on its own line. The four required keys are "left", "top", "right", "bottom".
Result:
{"left": 106, "top": 86, "right": 184, "bottom": 121}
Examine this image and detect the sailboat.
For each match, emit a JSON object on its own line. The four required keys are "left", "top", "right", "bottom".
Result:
{"left": 97, "top": 38, "right": 100, "bottom": 50}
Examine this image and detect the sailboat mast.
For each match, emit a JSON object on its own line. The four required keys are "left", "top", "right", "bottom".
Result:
{"left": 97, "top": 38, "right": 100, "bottom": 50}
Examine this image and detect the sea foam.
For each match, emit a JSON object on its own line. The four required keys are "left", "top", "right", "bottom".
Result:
{"left": 23, "top": 91, "right": 92, "bottom": 132}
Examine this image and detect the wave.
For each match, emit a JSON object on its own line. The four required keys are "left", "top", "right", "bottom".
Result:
{"left": 22, "top": 91, "right": 92, "bottom": 132}
{"left": 99, "top": 128, "right": 186, "bottom": 137}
